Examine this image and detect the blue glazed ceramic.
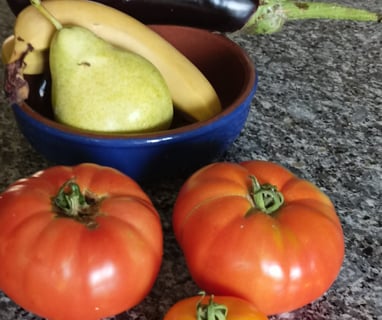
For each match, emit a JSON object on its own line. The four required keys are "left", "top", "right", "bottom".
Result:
{"left": 10, "top": 25, "right": 257, "bottom": 182}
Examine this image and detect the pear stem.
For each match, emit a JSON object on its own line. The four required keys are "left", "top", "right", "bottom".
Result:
{"left": 30, "top": 0, "right": 63, "bottom": 30}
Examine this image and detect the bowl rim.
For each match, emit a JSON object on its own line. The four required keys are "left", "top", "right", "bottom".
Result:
{"left": 15, "top": 25, "right": 257, "bottom": 141}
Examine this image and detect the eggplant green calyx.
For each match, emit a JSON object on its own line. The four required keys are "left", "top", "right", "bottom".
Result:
{"left": 249, "top": 176, "right": 284, "bottom": 214}
{"left": 242, "top": 0, "right": 381, "bottom": 34}
{"left": 196, "top": 292, "right": 228, "bottom": 320}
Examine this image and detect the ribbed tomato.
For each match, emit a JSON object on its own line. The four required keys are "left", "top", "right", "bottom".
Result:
{"left": 173, "top": 160, "right": 344, "bottom": 315}
{"left": 164, "top": 293, "right": 268, "bottom": 320}
{"left": 0, "top": 163, "right": 163, "bottom": 320}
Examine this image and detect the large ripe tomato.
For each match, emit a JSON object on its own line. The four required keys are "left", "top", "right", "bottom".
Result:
{"left": 164, "top": 292, "right": 268, "bottom": 320}
{"left": 0, "top": 163, "right": 163, "bottom": 320}
{"left": 173, "top": 160, "right": 345, "bottom": 315}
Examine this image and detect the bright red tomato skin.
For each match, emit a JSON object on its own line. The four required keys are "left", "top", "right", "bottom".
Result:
{"left": 173, "top": 160, "right": 345, "bottom": 315}
{"left": 0, "top": 163, "right": 163, "bottom": 320}
{"left": 164, "top": 295, "right": 268, "bottom": 320}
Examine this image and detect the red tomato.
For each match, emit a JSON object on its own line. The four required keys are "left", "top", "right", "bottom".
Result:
{"left": 173, "top": 160, "right": 345, "bottom": 315}
{"left": 0, "top": 163, "right": 163, "bottom": 320}
{"left": 164, "top": 293, "right": 268, "bottom": 320}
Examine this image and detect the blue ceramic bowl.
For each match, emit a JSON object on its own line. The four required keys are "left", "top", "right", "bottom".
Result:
{"left": 11, "top": 25, "right": 257, "bottom": 182}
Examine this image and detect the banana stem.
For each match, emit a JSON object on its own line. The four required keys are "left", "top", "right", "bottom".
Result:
{"left": 30, "top": 0, "right": 63, "bottom": 30}
{"left": 242, "top": 0, "right": 381, "bottom": 34}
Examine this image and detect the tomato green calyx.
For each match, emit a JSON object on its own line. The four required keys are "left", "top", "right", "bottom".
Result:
{"left": 53, "top": 179, "right": 100, "bottom": 228}
{"left": 250, "top": 176, "right": 284, "bottom": 214}
{"left": 196, "top": 291, "right": 228, "bottom": 320}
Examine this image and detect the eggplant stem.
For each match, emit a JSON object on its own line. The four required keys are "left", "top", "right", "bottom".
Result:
{"left": 283, "top": 2, "right": 381, "bottom": 21}
{"left": 242, "top": 0, "right": 381, "bottom": 34}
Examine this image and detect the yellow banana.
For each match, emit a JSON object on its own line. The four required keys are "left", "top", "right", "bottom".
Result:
{"left": 2, "top": 35, "right": 48, "bottom": 72}
{"left": 5, "top": 0, "right": 222, "bottom": 121}
{"left": 1, "top": 36, "right": 13, "bottom": 64}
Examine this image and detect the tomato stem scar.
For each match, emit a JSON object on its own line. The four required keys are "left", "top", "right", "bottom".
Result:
{"left": 250, "top": 176, "right": 284, "bottom": 214}
{"left": 196, "top": 291, "right": 228, "bottom": 320}
{"left": 52, "top": 179, "right": 100, "bottom": 229}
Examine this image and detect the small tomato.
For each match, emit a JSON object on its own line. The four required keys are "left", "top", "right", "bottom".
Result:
{"left": 164, "top": 293, "right": 268, "bottom": 320}
{"left": 0, "top": 163, "right": 163, "bottom": 320}
{"left": 173, "top": 160, "right": 344, "bottom": 315}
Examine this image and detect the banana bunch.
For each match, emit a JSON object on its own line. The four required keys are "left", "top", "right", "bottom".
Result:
{"left": 2, "top": 0, "right": 222, "bottom": 121}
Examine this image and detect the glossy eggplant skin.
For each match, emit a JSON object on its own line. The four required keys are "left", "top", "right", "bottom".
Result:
{"left": 7, "top": 0, "right": 258, "bottom": 32}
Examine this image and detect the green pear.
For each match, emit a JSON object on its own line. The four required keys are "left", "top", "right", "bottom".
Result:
{"left": 30, "top": 0, "right": 173, "bottom": 133}
{"left": 49, "top": 26, "right": 173, "bottom": 133}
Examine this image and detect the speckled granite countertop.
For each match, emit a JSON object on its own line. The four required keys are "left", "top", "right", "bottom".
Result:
{"left": 0, "top": 0, "right": 381, "bottom": 319}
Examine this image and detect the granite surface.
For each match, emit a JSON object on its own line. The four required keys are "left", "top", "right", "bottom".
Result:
{"left": 0, "top": 0, "right": 381, "bottom": 319}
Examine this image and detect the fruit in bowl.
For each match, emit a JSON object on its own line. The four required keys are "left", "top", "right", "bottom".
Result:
{"left": 47, "top": 16, "right": 174, "bottom": 133}
{"left": 4, "top": 0, "right": 222, "bottom": 128}
{"left": 2, "top": 1, "right": 257, "bottom": 182}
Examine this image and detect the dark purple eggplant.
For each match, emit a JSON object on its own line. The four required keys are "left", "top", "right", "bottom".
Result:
{"left": 6, "top": 0, "right": 381, "bottom": 34}
{"left": 96, "top": 0, "right": 259, "bottom": 32}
